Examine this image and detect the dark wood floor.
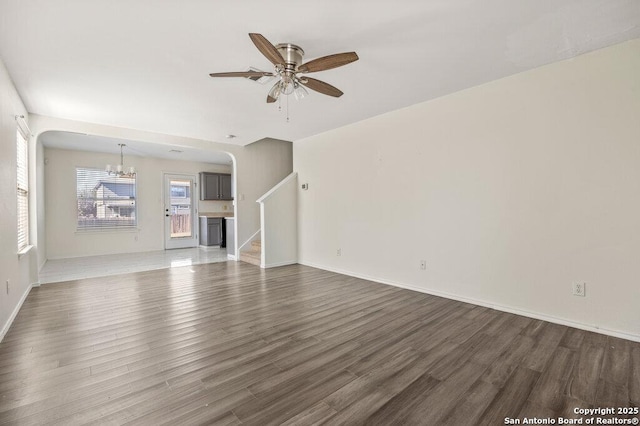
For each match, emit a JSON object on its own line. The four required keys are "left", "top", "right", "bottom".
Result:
{"left": 0, "top": 262, "right": 638, "bottom": 425}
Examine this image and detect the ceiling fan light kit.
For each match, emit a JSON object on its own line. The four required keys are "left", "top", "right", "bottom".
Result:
{"left": 209, "top": 33, "right": 358, "bottom": 119}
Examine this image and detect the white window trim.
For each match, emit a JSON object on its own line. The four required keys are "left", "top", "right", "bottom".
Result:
{"left": 18, "top": 244, "right": 34, "bottom": 258}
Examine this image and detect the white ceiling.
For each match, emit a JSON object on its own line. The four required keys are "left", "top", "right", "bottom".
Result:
{"left": 39, "top": 131, "right": 233, "bottom": 164}
{"left": 1, "top": 0, "right": 639, "bottom": 148}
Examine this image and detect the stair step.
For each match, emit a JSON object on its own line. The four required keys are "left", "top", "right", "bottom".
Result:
{"left": 240, "top": 239, "right": 261, "bottom": 266}
{"left": 240, "top": 249, "right": 261, "bottom": 266}
{"left": 241, "top": 249, "right": 260, "bottom": 259}
{"left": 240, "top": 253, "right": 260, "bottom": 266}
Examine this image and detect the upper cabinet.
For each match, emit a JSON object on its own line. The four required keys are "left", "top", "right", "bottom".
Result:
{"left": 219, "top": 174, "right": 232, "bottom": 200}
{"left": 200, "top": 172, "right": 233, "bottom": 200}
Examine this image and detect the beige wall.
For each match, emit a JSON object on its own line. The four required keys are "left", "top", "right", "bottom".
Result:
{"left": 234, "top": 138, "right": 296, "bottom": 250}
{"left": 35, "top": 141, "right": 46, "bottom": 270}
{"left": 44, "top": 147, "right": 232, "bottom": 259}
{"left": 0, "top": 60, "right": 38, "bottom": 340}
{"left": 260, "top": 172, "right": 298, "bottom": 267}
{"left": 294, "top": 39, "right": 640, "bottom": 340}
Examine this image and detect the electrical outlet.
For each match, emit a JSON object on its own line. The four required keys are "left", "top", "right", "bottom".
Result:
{"left": 337, "top": 248, "right": 341, "bottom": 257}
{"left": 420, "top": 260, "right": 427, "bottom": 270}
{"left": 572, "top": 282, "right": 586, "bottom": 297}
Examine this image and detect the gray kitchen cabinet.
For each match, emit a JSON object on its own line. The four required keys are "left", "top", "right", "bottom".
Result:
{"left": 199, "top": 217, "right": 222, "bottom": 246}
{"left": 219, "top": 174, "right": 232, "bottom": 200}
{"left": 199, "top": 172, "right": 233, "bottom": 200}
{"left": 200, "top": 173, "right": 220, "bottom": 200}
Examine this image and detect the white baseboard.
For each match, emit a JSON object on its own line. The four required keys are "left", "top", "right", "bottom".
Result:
{"left": 0, "top": 284, "right": 33, "bottom": 343}
{"left": 298, "top": 260, "right": 640, "bottom": 343}
{"left": 227, "top": 254, "right": 237, "bottom": 261}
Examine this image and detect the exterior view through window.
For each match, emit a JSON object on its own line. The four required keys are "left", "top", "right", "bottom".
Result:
{"left": 76, "top": 168, "right": 137, "bottom": 230}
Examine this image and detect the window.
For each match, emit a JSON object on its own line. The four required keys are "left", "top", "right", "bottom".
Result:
{"left": 16, "top": 129, "right": 29, "bottom": 251}
{"left": 170, "top": 184, "right": 189, "bottom": 198}
{"left": 76, "top": 168, "right": 137, "bottom": 230}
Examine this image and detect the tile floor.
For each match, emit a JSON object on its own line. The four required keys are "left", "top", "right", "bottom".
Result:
{"left": 39, "top": 246, "right": 229, "bottom": 284}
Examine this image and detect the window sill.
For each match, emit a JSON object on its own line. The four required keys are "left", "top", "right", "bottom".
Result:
{"left": 17, "top": 245, "right": 34, "bottom": 258}
{"left": 75, "top": 227, "right": 141, "bottom": 235}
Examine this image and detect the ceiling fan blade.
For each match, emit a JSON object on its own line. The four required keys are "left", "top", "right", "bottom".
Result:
{"left": 300, "top": 77, "right": 344, "bottom": 98}
{"left": 209, "top": 71, "right": 274, "bottom": 78}
{"left": 298, "top": 52, "right": 359, "bottom": 73}
{"left": 249, "top": 33, "right": 285, "bottom": 66}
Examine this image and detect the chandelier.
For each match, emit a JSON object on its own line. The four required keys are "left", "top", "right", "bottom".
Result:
{"left": 106, "top": 144, "right": 136, "bottom": 177}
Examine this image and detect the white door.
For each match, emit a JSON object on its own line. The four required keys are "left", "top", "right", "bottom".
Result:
{"left": 164, "top": 174, "right": 198, "bottom": 249}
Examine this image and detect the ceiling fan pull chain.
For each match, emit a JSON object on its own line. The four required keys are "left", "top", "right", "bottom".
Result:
{"left": 286, "top": 94, "right": 290, "bottom": 123}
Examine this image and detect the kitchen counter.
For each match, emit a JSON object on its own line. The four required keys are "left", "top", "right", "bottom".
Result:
{"left": 199, "top": 212, "right": 234, "bottom": 218}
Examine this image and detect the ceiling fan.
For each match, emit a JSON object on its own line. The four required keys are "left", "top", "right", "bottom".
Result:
{"left": 209, "top": 33, "right": 359, "bottom": 103}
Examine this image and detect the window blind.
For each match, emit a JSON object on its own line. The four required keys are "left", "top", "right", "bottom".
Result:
{"left": 76, "top": 168, "right": 137, "bottom": 230}
{"left": 16, "top": 129, "right": 29, "bottom": 251}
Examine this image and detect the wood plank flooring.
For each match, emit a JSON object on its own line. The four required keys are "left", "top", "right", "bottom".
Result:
{"left": 0, "top": 262, "right": 638, "bottom": 425}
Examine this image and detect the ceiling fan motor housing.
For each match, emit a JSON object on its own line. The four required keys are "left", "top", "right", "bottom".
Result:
{"left": 276, "top": 44, "right": 305, "bottom": 72}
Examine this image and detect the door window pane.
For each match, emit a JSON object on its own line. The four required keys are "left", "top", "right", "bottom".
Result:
{"left": 170, "top": 180, "right": 191, "bottom": 238}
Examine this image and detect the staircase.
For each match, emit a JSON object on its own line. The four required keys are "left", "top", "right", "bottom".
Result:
{"left": 239, "top": 240, "right": 261, "bottom": 266}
